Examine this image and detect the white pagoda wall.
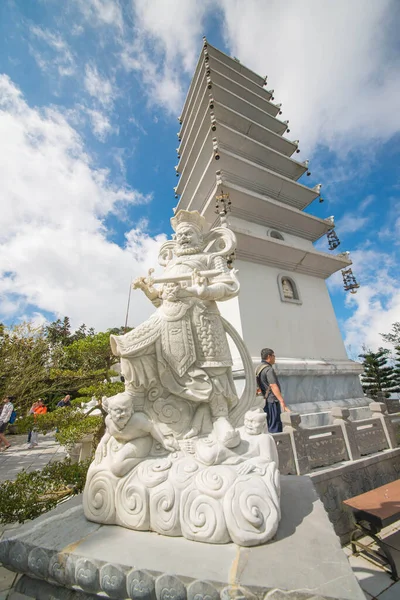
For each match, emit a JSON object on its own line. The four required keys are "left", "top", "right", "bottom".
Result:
{"left": 223, "top": 259, "right": 348, "bottom": 361}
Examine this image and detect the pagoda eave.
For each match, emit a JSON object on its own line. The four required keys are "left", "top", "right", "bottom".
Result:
{"left": 176, "top": 149, "right": 318, "bottom": 211}
{"left": 179, "top": 81, "right": 287, "bottom": 141}
{"left": 178, "top": 99, "right": 297, "bottom": 168}
{"left": 177, "top": 124, "right": 306, "bottom": 182}
{"left": 180, "top": 42, "right": 269, "bottom": 125}
{"left": 233, "top": 231, "right": 351, "bottom": 279}
{"left": 199, "top": 182, "right": 331, "bottom": 242}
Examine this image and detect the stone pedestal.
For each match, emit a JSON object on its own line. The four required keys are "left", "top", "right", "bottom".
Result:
{"left": 0, "top": 477, "right": 364, "bottom": 600}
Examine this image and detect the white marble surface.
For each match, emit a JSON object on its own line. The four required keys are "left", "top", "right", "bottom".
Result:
{"left": 83, "top": 210, "right": 280, "bottom": 546}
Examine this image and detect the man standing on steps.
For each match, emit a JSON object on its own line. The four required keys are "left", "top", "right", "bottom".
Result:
{"left": 256, "top": 348, "right": 290, "bottom": 433}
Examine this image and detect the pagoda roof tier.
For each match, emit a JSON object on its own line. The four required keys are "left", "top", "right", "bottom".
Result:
{"left": 205, "top": 54, "right": 272, "bottom": 105}
{"left": 232, "top": 229, "right": 351, "bottom": 279}
{"left": 205, "top": 42, "right": 266, "bottom": 87}
{"left": 179, "top": 59, "right": 277, "bottom": 137}
{"left": 180, "top": 41, "right": 267, "bottom": 125}
{"left": 178, "top": 92, "right": 297, "bottom": 166}
{"left": 176, "top": 145, "right": 318, "bottom": 211}
{"left": 177, "top": 123, "right": 307, "bottom": 183}
{"left": 179, "top": 81, "right": 287, "bottom": 143}
{"left": 197, "top": 181, "right": 331, "bottom": 242}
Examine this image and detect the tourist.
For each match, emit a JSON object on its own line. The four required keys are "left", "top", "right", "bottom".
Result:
{"left": 256, "top": 348, "right": 290, "bottom": 433}
{"left": 27, "top": 400, "right": 39, "bottom": 444}
{"left": 0, "top": 396, "right": 14, "bottom": 451}
{"left": 57, "top": 394, "right": 71, "bottom": 408}
{"left": 29, "top": 399, "right": 47, "bottom": 448}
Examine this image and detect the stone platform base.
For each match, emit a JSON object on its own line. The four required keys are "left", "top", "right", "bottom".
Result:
{"left": 234, "top": 356, "right": 368, "bottom": 427}
{"left": 0, "top": 476, "right": 363, "bottom": 600}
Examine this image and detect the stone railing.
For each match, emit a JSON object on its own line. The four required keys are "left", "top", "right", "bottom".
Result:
{"left": 276, "top": 402, "right": 400, "bottom": 475}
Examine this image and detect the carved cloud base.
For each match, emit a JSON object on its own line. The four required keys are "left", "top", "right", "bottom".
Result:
{"left": 83, "top": 453, "right": 280, "bottom": 547}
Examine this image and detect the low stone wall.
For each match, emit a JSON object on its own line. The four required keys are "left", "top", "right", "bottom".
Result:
{"left": 270, "top": 402, "right": 400, "bottom": 544}
{"left": 310, "top": 448, "right": 400, "bottom": 543}
{"left": 275, "top": 401, "right": 400, "bottom": 475}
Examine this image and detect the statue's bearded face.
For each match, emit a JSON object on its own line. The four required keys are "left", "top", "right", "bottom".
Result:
{"left": 175, "top": 225, "right": 204, "bottom": 255}
{"left": 244, "top": 416, "right": 265, "bottom": 435}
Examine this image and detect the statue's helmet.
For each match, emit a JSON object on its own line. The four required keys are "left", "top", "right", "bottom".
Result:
{"left": 170, "top": 210, "right": 207, "bottom": 234}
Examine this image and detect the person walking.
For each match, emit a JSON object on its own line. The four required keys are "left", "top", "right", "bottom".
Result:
{"left": 29, "top": 399, "right": 47, "bottom": 449}
{"left": 27, "top": 400, "right": 39, "bottom": 444}
{"left": 0, "top": 396, "right": 14, "bottom": 451}
{"left": 256, "top": 348, "right": 290, "bottom": 433}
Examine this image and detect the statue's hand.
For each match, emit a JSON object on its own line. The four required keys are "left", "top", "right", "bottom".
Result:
{"left": 185, "top": 270, "right": 209, "bottom": 299}
{"left": 237, "top": 462, "right": 256, "bottom": 475}
{"left": 133, "top": 273, "right": 158, "bottom": 301}
{"left": 133, "top": 276, "right": 149, "bottom": 292}
{"left": 163, "top": 436, "right": 180, "bottom": 453}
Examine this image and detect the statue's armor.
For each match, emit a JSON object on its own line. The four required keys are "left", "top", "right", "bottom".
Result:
{"left": 111, "top": 253, "right": 232, "bottom": 377}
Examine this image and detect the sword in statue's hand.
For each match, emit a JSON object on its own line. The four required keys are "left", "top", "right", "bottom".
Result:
{"left": 133, "top": 268, "right": 224, "bottom": 288}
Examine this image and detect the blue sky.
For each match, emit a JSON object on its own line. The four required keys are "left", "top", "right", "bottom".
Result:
{"left": 0, "top": 0, "right": 399, "bottom": 356}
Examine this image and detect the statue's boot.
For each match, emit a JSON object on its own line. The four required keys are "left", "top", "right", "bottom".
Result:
{"left": 212, "top": 417, "right": 240, "bottom": 448}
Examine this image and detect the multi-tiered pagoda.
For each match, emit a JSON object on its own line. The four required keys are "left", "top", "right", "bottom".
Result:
{"left": 174, "top": 39, "right": 366, "bottom": 426}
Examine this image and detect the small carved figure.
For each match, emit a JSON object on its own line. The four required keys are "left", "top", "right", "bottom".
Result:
{"left": 95, "top": 391, "right": 178, "bottom": 477}
{"left": 235, "top": 408, "right": 279, "bottom": 474}
{"left": 190, "top": 408, "right": 278, "bottom": 473}
{"left": 281, "top": 277, "right": 295, "bottom": 299}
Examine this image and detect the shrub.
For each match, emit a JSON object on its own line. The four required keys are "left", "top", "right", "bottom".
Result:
{"left": 0, "top": 459, "right": 90, "bottom": 524}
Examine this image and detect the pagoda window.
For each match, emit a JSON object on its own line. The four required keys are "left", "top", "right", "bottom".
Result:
{"left": 269, "top": 230, "right": 284, "bottom": 241}
{"left": 278, "top": 274, "right": 302, "bottom": 305}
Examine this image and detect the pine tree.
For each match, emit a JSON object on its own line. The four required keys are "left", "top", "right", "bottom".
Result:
{"left": 394, "top": 345, "right": 400, "bottom": 391}
{"left": 359, "top": 348, "right": 399, "bottom": 398}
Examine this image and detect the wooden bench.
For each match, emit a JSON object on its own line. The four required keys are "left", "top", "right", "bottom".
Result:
{"left": 343, "top": 479, "right": 400, "bottom": 580}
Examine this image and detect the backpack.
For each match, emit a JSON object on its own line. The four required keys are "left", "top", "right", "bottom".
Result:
{"left": 9, "top": 410, "right": 17, "bottom": 425}
{"left": 255, "top": 363, "right": 271, "bottom": 399}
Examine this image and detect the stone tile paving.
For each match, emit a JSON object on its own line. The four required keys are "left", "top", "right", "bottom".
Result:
{"left": 0, "top": 433, "right": 66, "bottom": 482}
{"left": 0, "top": 434, "right": 67, "bottom": 597}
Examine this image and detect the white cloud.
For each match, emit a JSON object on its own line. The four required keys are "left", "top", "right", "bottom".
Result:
{"left": 218, "top": 0, "right": 400, "bottom": 155}
{"left": 121, "top": 0, "right": 212, "bottom": 113}
{"left": 84, "top": 64, "right": 116, "bottom": 108}
{"left": 30, "top": 26, "right": 75, "bottom": 77}
{"left": 333, "top": 247, "right": 400, "bottom": 353}
{"left": 336, "top": 214, "right": 370, "bottom": 235}
{"left": 335, "top": 195, "right": 375, "bottom": 235}
{"left": 86, "top": 108, "right": 116, "bottom": 140}
{"left": 118, "top": 1, "right": 400, "bottom": 154}
{"left": 74, "top": 0, "right": 124, "bottom": 30}
{"left": 0, "top": 74, "right": 162, "bottom": 331}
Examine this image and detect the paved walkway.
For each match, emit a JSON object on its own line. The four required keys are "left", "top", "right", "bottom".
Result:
{"left": 0, "top": 433, "right": 66, "bottom": 482}
{"left": 0, "top": 440, "right": 399, "bottom": 598}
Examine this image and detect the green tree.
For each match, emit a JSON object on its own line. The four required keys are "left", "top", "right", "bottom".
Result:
{"left": 45, "top": 316, "right": 73, "bottom": 346}
{"left": 380, "top": 322, "right": 400, "bottom": 346}
{"left": 359, "top": 348, "right": 399, "bottom": 398}
{"left": 0, "top": 323, "right": 51, "bottom": 411}
{"left": 380, "top": 322, "right": 400, "bottom": 393}
{"left": 62, "top": 329, "right": 124, "bottom": 378}
{"left": 393, "top": 345, "right": 400, "bottom": 392}
{"left": 0, "top": 319, "right": 124, "bottom": 413}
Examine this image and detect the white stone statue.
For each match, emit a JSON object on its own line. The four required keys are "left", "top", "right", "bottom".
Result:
{"left": 83, "top": 210, "right": 281, "bottom": 546}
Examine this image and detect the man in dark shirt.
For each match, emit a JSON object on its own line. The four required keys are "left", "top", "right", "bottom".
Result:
{"left": 57, "top": 394, "right": 71, "bottom": 408}
{"left": 256, "top": 348, "right": 290, "bottom": 433}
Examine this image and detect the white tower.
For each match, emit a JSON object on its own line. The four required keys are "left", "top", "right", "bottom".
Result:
{"left": 174, "top": 40, "right": 366, "bottom": 426}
